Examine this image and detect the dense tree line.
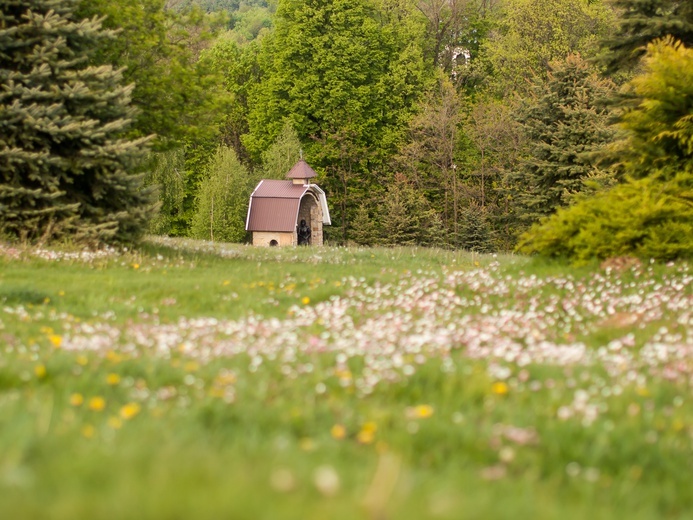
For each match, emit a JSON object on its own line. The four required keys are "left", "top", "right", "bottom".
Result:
{"left": 2, "top": 0, "right": 691, "bottom": 260}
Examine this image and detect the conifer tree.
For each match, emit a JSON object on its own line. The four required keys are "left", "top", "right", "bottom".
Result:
{"left": 518, "top": 38, "right": 693, "bottom": 262}
{"left": 509, "top": 54, "right": 615, "bottom": 226}
{"left": 459, "top": 203, "right": 493, "bottom": 253}
{"left": 0, "top": 0, "right": 154, "bottom": 244}
{"left": 380, "top": 174, "right": 445, "bottom": 247}
{"left": 350, "top": 203, "right": 380, "bottom": 246}
{"left": 601, "top": 0, "right": 693, "bottom": 73}
{"left": 615, "top": 37, "right": 693, "bottom": 180}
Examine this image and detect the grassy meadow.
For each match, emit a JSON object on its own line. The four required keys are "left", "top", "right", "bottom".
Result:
{"left": 0, "top": 237, "right": 691, "bottom": 519}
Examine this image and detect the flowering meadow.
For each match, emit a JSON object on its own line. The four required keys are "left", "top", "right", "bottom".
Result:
{"left": 0, "top": 238, "right": 691, "bottom": 519}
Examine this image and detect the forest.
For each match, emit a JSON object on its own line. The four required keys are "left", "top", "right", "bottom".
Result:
{"left": 1, "top": 0, "right": 692, "bottom": 260}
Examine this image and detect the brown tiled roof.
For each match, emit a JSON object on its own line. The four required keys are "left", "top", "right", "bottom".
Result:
{"left": 286, "top": 159, "right": 317, "bottom": 180}
{"left": 247, "top": 198, "right": 301, "bottom": 232}
{"left": 247, "top": 180, "right": 308, "bottom": 232}
{"left": 252, "top": 179, "right": 309, "bottom": 199}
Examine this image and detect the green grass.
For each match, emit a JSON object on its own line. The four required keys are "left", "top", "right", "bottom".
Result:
{"left": 0, "top": 238, "right": 691, "bottom": 519}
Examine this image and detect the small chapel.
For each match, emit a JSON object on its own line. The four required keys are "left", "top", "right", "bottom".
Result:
{"left": 245, "top": 159, "right": 331, "bottom": 247}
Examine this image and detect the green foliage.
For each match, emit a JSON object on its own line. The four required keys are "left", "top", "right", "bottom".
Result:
{"left": 201, "top": 36, "right": 261, "bottom": 162}
{"left": 509, "top": 54, "right": 616, "bottom": 225}
{"left": 517, "top": 172, "right": 693, "bottom": 262}
{"left": 379, "top": 174, "right": 445, "bottom": 246}
{"left": 349, "top": 202, "right": 380, "bottom": 246}
{"left": 76, "top": 0, "right": 230, "bottom": 147}
{"left": 191, "top": 145, "right": 258, "bottom": 242}
{"left": 0, "top": 0, "right": 155, "bottom": 244}
{"left": 601, "top": 0, "right": 693, "bottom": 73}
{"left": 259, "top": 121, "right": 302, "bottom": 179}
{"left": 463, "top": 98, "right": 525, "bottom": 249}
{"left": 228, "top": 4, "right": 274, "bottom": 42}
{"left": 245, "top": 0, "right": 429, "bottom": 240}
{"left": 415, "top": 0, "right": 494, "bottom": 73}
{"left": 396, "top": 76, "right": 462, "bottom": 244}
{"left": 518, "top": 38, "right": 693, "bottom": 262}
{"left": 480, "top": 0, "right": 616, "bottom": 95}
{"left": 459, "top": 203, "right": 493, "bottom": 253}
{"left": 145, "top": 150, "right": 188, "bottom": 235}
{"left": 613, "top": 37, "right": 693, "bottom": 181}
{"left": 167, "top": 0, "right": 270, "bottom": 14}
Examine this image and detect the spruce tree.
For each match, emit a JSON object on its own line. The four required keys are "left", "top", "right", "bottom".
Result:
{"left": 380, "top": 174, "right": 445, "bottom": 247}
{"left": 459, "top": 204, "right": 493, "bottom": 253}
{"left": 601, "top": 0, "right": 693, "bottom": 74}
{"left": 0, "top": 0, "right": 154, "bottom": 244}
{"left": 350, "top": 203, "right": 379, "bottom": 246}
{"left": 518, "top": 38, "right": 693, "bottom": 262}
{"left": 509, "top": 54, "right": 615, "bottom": 226}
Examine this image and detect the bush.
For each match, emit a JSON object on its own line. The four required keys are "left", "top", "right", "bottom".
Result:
{"left": 517, "top": 172, "right": 693, "bottom": 263}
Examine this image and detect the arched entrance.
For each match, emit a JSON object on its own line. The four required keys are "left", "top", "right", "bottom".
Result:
{"left": 297, "top": 193, "right": 319, "bottom": 245}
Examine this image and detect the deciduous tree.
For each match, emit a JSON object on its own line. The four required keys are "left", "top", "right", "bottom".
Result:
{"left": 245, "top": 0, "right": 428, "bottom": 241}
{"left": 191, "top": 145, "right": 257, "bottom": 241}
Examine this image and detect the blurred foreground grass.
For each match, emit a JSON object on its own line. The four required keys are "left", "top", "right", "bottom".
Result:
{"left": 0, "top": 238, "right": 691, "bottom": 519}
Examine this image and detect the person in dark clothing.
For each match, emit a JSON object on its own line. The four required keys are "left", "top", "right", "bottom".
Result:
{"left": 298, "top": 219, "right": 311, "bottom": 245}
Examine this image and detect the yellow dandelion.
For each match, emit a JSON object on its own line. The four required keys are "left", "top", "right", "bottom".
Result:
{"left": 58, "top": 290, "right": 65, "bottom": 296}
{"left": 491, "top": 382, "right": 509, "bottom": 395}
{"left": 81, "top": 424, "right": 95, "bottom": 438}
{"left": 222, "top": 280, "right": 230, "bottom": 286}
{"left": 119, "top": 402, "right": 141, "bottom": 420}
{"left": 89, "top": 397, "right": 106, "bottom": 411}
{"left": 48, "top": 335, "right": 62, "bottom": 348}
{"left": 43, "top": 297, "right": 50, "bottom": 304}
{"left": 330, "top": 424, "right": 347, "bottom": 440}
{"left": 184, "top": 361, "right": 199, "bottom": 372}
{"left": 409, "top": 404, "right": 434, "bottom": 419}
{"left": 360, "top": 422, "right": 377, "bottom": 434}
{"left": 34, "top": 364, "right": 47, "bottom": 379}
{"left": 106, "top": 373, "right": 121, "bottom": 385}
{"left": 132, "top": 263, "right": 140, "bottom": 269}
{"left": 76, "top": 355, "right": 88, "bottom": 366}
{"left": 636, "top": 387, "right": 650, "bottom": 397}
{"left": 108, "top": 416, "right": 123, "bottom": 429}
{"left": 357, "top": 429, "right": 375, "bottom": 445}
{"left": 106, "top": 351, "right": 122, "bottom": 363}
{"left": 301, "top": 296, "right": 311, "bottom": 305}
{"left": 70, "top": 393, "right": 84, "bottom": 406}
